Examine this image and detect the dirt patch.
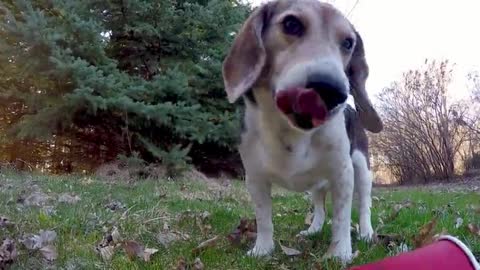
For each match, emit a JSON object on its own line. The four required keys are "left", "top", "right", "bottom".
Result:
{"left": 94, "top": 161, "right": 232, "bottom": 186}
{"left": 374, "top": 177, "right": 480, "bottom": 192}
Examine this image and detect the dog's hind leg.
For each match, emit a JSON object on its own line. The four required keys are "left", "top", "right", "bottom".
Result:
{"left": 352, "top": 150, "right": 374, "bottom": 241}
{"left": 299, "top": 185, "right": 327, "bottom": 236}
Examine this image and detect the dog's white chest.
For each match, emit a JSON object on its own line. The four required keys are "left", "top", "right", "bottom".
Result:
{"left": 241, "top": 128, "right": 349, "bottom": 192}
{"left": 260, "top": 138, "right": 339, "bottom": 191}
{"left": 239, "top": 102, "right": 351, "bottom": 192}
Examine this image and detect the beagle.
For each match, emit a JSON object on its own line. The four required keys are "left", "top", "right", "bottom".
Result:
{"left": 222, "top": 0, "right": 383, "bottom": 263}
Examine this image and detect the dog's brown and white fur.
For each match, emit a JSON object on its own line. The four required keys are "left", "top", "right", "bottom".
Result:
{"left": 222, "top": 0, "right": 383, "bottom": 263}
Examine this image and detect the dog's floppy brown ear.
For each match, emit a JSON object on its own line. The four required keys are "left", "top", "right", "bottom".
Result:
{"left": 222, "top": 3, "right": 274, "bottom": 103}
{"left": 347, "top": 30, "right": 383, "bottom": 133}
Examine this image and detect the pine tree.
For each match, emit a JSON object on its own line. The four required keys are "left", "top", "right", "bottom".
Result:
{"left": 0, "top": 0, "right": 251, "bottom": 175}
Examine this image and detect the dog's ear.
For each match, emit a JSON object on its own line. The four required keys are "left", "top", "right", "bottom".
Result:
{"left": 347, "top": 30, "right": 383, "bottom": 133}
{"left": 222, "top": 3, "right": 274, "bottom": 103}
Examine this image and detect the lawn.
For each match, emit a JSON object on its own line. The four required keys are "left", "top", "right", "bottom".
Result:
{"left": 0, "top": 169, "right": 479, "bottom": 269}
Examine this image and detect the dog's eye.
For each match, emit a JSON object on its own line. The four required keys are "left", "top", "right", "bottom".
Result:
{"left": 341, "top": 37, "right": 354, "bottom": 51}
{"left": 282, "top": 15, "right": 304, "bottom": 36}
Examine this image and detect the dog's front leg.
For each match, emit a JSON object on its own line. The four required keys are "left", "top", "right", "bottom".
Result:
{"left": 246, "top": 175, "right": 274, "bottom": 257}
{"left": 324, "top": 163, "right": 354, "bottom": 263}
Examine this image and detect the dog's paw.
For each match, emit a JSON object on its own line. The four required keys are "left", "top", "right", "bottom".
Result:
{"left": 358, "top": 224, "right": 374, "bottom": 242}
{"left": 247, "top": 241, "right": 274, "bottom": 257}
{"left": 322, "top": 242, "right": 353, "bottom": 264}
{"left": 359, "top": 227, "right": 374, "bottom": 242}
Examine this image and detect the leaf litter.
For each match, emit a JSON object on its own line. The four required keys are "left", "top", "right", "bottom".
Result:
{"left": 226, "top": 218, "right": 257, "bottom": 246}
{"left": 20, "top": 230, "right": 58, "bottom": 261}
{"left": 0, "top": 216, "right": 14, "bottom": 228}
{"left": 156, "top": 225, "right": 189, "bottom": 248}
{"left": 192, "top": 235, "right": 221, "bottom": 255}
{"left": 467, "top": 224, "right": 480, "bottom": 236}
{"left": 123, "top": 240, "right": 158, "bottom": 262}
{"left": 280, "top": 243, "right": 302, "bottom": 256}
{"left": 18, "top": 191, "right": 52, "bottom": 207}
{"left": 413, "top": 217, "right": 439, "bottom": 248}
{"left": 95, "top": 226, "right": 123, "bottom": 261}
{"left": 58, "top": 193, "right": 81, "bottom": 204}
{"left": 0, "top": 238, "right": 17, "bottom": 269}
{"left": 176, "top": 257, "right": 204, "bottom": 270}
{"left": 95, "top": 226, "right": 159, "bottom": 262}
{"left": 104, "top": 200, "right": 126, "bottom": 211}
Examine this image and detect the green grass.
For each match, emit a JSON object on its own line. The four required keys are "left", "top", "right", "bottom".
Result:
{"left": 0, "top": 170, "right": 479, "bottom": 269}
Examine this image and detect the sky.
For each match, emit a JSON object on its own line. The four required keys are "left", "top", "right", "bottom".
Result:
{"left": 247, "top": 0, "right": 480, "bottom": 104}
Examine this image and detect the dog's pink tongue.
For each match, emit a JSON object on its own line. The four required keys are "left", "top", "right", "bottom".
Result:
{"left": 275, "top": 88, "right": 327, "bottom": 127}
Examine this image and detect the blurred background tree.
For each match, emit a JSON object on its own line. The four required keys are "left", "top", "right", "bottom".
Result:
{"left": 0, "top": 0, "right": 250, "bottom": 177}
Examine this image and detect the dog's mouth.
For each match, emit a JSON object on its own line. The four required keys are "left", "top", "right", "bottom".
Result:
{"left": 275, "top": 88, "right": 328, "bottom": 130}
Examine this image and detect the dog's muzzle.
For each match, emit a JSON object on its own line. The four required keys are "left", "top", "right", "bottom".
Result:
{"left": 305, "top": 73, "right": 348, "bottom": 111}
{"left": 275, "top": 72, "right": 348, "bottom": 130}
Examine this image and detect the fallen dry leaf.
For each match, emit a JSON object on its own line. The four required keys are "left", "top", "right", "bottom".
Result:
{"left": 39, "top": 245, "right": 57, "bottom": 261}
{"left": 58, "top": 193, "right": 81, "bottom": 204}
{"left": 105, "top": 201, "right": 126, "bottom": 211}
{"left": 111, "top": 227, "right": 122, "bottom": 243}
{"left": 467, "top": 224, "right": 480, "bottom": 236}
{"left": 193, "top": 257, "right": 204, "bottom": 270}
{"left": 455, "top": 217, "right": 464, "bottom": 229}
{"left": 192, "top": 235, "right": 220, "bottom": 254}
{"left": 143, "top": 248, "right": 158, "bottom": 262}
{"left": 374, "top": 233, "right": 404, "bottom": 247}
{"left": 387, "top": 242, "right": 410, "bottom": 256}
{"left": 20, "top": 235, "right": 41, "bottom": 250}
{"left": 124, "top": 240, "right": 144, "bottom": 261}
{"left": 176, "top": 257, "right": 187, "bottom": 270}
{"left": 0, "top": 216, "right": 14, "bottom": 228}
{"left": 227, "top": 218, "right": 257, "bottom": 246}
{"left": 0, "top": 238, "right": 17, "bottom": 269}
{"left": 280, "top": 244, "right": 302, "bottom": 256}
{"left": 40, "top": 230, "right": 57, "bottom": 244}
{"left": 95, "top": 227, "right": 123, "bottom": 261}
{"left": 413, "top": 218, "right": 438, "bottom": 248}
{"left": 98, "top": 246, "right": 115, "bottom": 261}
{"left": 157, "top": 232, "right": 182, "bottom": 248}
{"left": 122, "top": 240, "right": 159, "bottom": 262}
{"left": 20, "top": 230, "right": 57, "bottom": 250}
{"left": 19, "top": 191, "right": 51, "bottom": 207}
{"left": 20, "top": 230, "right": 58, "bottom": 262}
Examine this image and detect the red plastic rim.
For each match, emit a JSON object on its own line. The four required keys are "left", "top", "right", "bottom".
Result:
{"left": 437, "top": 235, "right": 480, "bottom": 270}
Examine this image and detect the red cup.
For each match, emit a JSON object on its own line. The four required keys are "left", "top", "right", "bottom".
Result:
{"left": 349, "top": 235, "right": 480, "bottom": 270}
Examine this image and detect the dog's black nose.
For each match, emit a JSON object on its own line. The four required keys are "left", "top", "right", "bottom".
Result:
{"left": 306, "top": 73, "right": 348, "bottom": 111}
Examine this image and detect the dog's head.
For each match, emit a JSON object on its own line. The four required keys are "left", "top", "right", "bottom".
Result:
{"left": 222, "top": 0, "right": 383, "bottom": 133}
